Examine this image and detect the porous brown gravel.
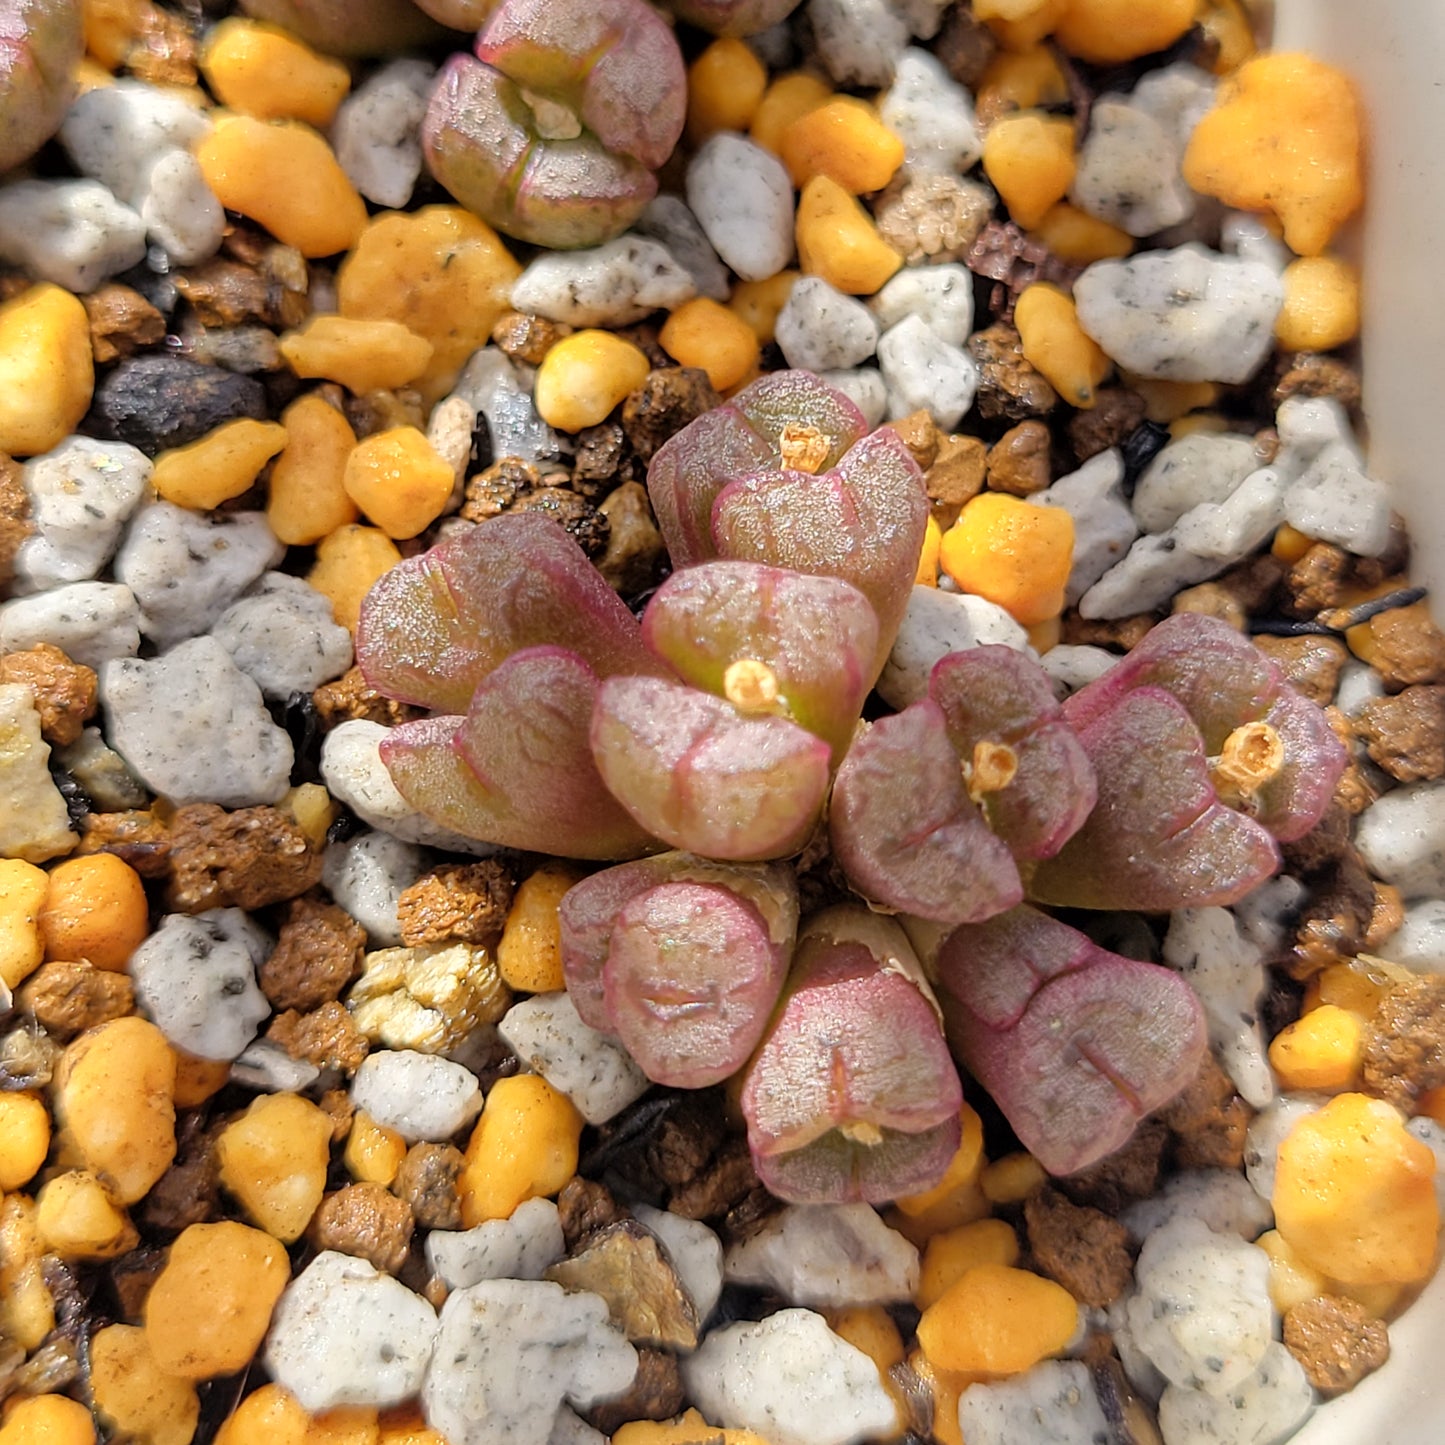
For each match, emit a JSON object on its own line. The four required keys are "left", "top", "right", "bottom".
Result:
{"left": 1160, "top": 1052, "right": 1253, "bottom": 1173}
{"left": 313, "top": 665, "right": 424, "bottom": 729}
{"left": 0, "top": 644, "right": 97, "bottom": 746}
{"left": 266, "top": 1000, "right": 371, "bottom": 1074}
{"left": 1024, "top": 1188, "right": 1133, "bottom": 1308}
{"left": 1353, "top": 685, "right": 1445, "bottom": 780}
{"left": 82, "top": 282, "right": 167, "bottom": 363}
{"left": 986, "top": 419, "right": 1052, "bottom": 495}
{"left": 968, "top": 322, "right": 1058, "bottom": 421}
{"left": 397, "top": 861, "right": 515, "bottom": 947}
{"left": 394, "top": 1143, "right": 465, "bottom": 1232}
{"left": 16, "top": 959, "right": 135, "bottom": 1042}
{"left": 258, "top": 896, "right": 367, "bottom": 1013}
{"left": 1361, "top": 975, "right": 1445, "bottom": 1110}
{"left": 166, "top": 803, "right": 323, "bottom": 913}
{"left": 309, "top": 1183, "right": 415, "bottom": 1275}
{"left": 1283, "top": 1295, "right": 1390, "bottom": 1395}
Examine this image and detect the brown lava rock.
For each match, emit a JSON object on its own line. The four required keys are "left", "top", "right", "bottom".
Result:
{"left": 16, "top": 960, "right": 135, "bottom": 1042}
{"left": 313, "top": 665, "right": 424, "bottom": 729}
{"left": 1282, "top": 542, "right": 1354, "bottom": 617}
{"left": 510, "top": 488, "right": 608, "bottom": 559}
{"left": 1354, "top": 686, "right": 1445, "bottom": 779}
{"left": 166, "top": 803, "right": 322, "bottom": 913}
{"left": 986, "top": 419, "right": 1052, "bottom": 495}
{"left": 174, "top": 256, "right": 309, "bottom": 331}
{"left": 968, "top": 323, "right": 1058, "bottom": 421}
{"left": 1253, "top": 634, "right": 1349, "bottom": 706}
{"left": 1057, "top": 1118, "right": 1169, "bottom": 1215}
{"left": 584, "top": 1348, "right": 686, "bottom": 1436}
{"left": 596, "top": 481, "right": 667, "bottom": 596}
{"left": 1361, "top": 975, "right": 1445, "bottom": 1111}
{"left": 890, "top": 409, "right": 940, "bottom": 471}
{"left": 875, "top": 172, "right": 993, "bottom": 265}
{"left": 1282, "top": 1295, "right": 1389, "bottom": 1395}
{"left": 557, "top": 1176, "right": 630, "bottom": 1249}
{"left": 571, "top": 422, "right": 632, "bottom": 495}
{"left": 1161, "top": 1052, "right": 1253, "bottom": 1172}
{"left": 0, "top": 644, "right": 97, "bottom": 747}
{"left": 139, "top": 1119, "right": 219, "bottom": 1235}
{"left": 259, "top": 896, "right": 367, "bottom": 1012}
{"left": 622, "top": 367, "right": 721, "bottom": 464}
{"left": 1024, "top": 1188, "right": 1133, "bottom": 1307}
{"left": 1067, "top": 388, "right": 1147, "bottom": 463}
{"left": 1061, "top": 611, "right": 1158, "bottom": 653}
{"left": 491, "top": 310, "right": 571, "bottom": 366}
{"left": 0, "top": 451, "right": 29, "bottom": 589}
{"left": 266, "top": 1001, "right": 370, "bottom": 1074}
{"left": 318, "top": 1087, "right": 355, "bottom": 1142}
{"left": 310, "top": 1183, "right": 415, "bottom": 1275}
{"left": 394, "top": 1143, "right": 465, "bottom": 1231}
{"left": 926, "top": 434, "right": 987, "bottom": 513}
{"left": 1359, "top": 602, "right": 1445, "bottom": 688}
{"left": 82, "top": 283, "right": 166, "bottom": 363}
{"left": 1288, "top": 852, "right": 1377, "bottom": 977}
{"left": 934, "top": 1, "right": 998, "bottom": 86}
{"left": 1273, "top": 352, "right": 1363, "bottom": 411}
{"left": 397, "top": 861, "right": 514, "bottom": 947}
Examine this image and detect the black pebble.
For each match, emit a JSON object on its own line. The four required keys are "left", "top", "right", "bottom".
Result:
{"left": 85, "top": 355, "right": 269, "bottom": 457}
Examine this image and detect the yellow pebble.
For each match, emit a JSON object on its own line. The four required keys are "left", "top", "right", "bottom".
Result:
{"left": 269, "top": 393, "right": 361, "bottom": 546}
{"left": 1275, "top": 255, "right": 1361, "bottom": 352}
{"left": 0, "top": 1395, "right": 96, "bottom": 1445}
{"left": 0, "top": 1195, "right": 54, "bottom": 1351}
{"left": 345, "top": 1110, "right": 408, "bottom": 1187}
{"left": 1129, "top": 376, "right": 1220, "bottom": 423}
{"left": 917, "top": 1218, "right": 1021, "bottom": 1310}
{"left": 1053, "top": 0, "right": 1195, "bottom": 63}
{"left": 1274, "top": 1092, "right": 1440, "bottom": 1286}
{"left": 1182, "top": 53, "right": 1363, "bottom": 257}
{"left": 337, "top": 207, "right": 521, "bottom": 404}
{"left": 280, "top": 316, "right": 435, "bottom": 395}
{"left": 41, "top": 852, "right": 149, "bottom": 971}
{"left": 1031, "top": 202, "right": 1133, "bottom": 264}
{"left": 201, "top": 18, "right": 350, "bottom": 128}
{"left": 983, "top": 111, "right": 1076, "bottom": 231}
{"left": 457, "top": 1073, "right": 583, "bottom": 1226}
{"left": 217, "top": 1092, "right": 332, "bottom": 1242}
{"left": 1268, "top": 1003, "right": 1363, "bottom": 1092}
{"left": 0, "top": 858, "right": 47, "bottom": 991}
{"left": 976, "top": 0, "right": 1068, "bottom": 52}
{"left": 977, "top": 45, "right": 1070, "bottom": 113}
{"left": 374, "top": 1406, "right": 446, "bottom": 1445}
{"left": 1196, "top": 0, "right": 1256, "bottom": 75}
{"left": 612, "top": 1410, "right": 771, "bottom": 1445}
{"left": 342, "top": 426, "right": 455, "bottom": 540}
{"left": 84, "top": 0, "right": 156, "bottom": 70}
{"left": 980, "top": 1150, "right": 1049, "bottom": 1204}
{"left": 1271, "top": 522, "right": 1315, "bottom": 564}
{"left": 91, "top": 1324, "right": 200, "bottom": 1445}
{"left": 796, "top": 175, "right": 902, "bottom": 296}
{"left": 281, "top": 782, "right": 340, "bottom": 850}
{"left": 750, "top": 70, "right": 833, "bottom": 155}
{"left": 534, "top": 330, "right": 651, "bottom": 433}
{"left": 917, "top": 1263, "right": 1078, "bottom": 1376}
{"left": 827, "top": 1304, "right": 906, "bottom": 1373}
{"left": 659, "top": 298, "right": 761, "bottom": 393}
{"left": 150, "top": 418, "right": 289, "bottom": 510}
{"left": 35, "top": 1170, "right": 138, "bottom": 1261}
{"left": 0, "top": 283, "right": 94, "bottom": 458}
{"left": 196, "top": 115, "right": 368, "bottom": 259}
{"left": 1015, "top": 282, "right": 1111, "bottom": 408}
{"left": 0, "top": 1093, "right": 49, "bottom": 1192}
{"left": 686, "top": 37, "right": 768, "bottom": 145}
{"left": 779, "top": 96, "right": 905, "bottom": 194}
{"left": 1027, "top": 614, "right": 1061, "bottom": 654}
{"left": 306, "top": 1408, "right": 379, "bottom": 1445}
{"left": 728, "top": 271, "right": 798, "bottom": 345}
{"left": 896, "top": 1105, "right": 986, "bottom": 1218}
{"left": 214, "top": 1385, "right": 308, "bottom": 1445}
{"left": 1256, "top": 1229, "right": 1329, "bottom": 1315}
{"left": 55, "top": 1016, "right": 177, "bottom": 1205}
{"left": 308, "top": 524, "right": 404, "bottom": 632}
{"left": 941, "top": 493, "right": 1074, "bottom": 627}
{"left": 915, "top": 513, "right": 942, "bottom": 586}
{"left": 497, "top": 861, "right": 587, "bottom": 994}
{"left": 171, "top": 1049, "right": 232, "bottom": 1109}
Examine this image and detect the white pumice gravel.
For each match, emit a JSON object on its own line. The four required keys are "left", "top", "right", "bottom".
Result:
{"left": 129, "top": 909, "right": 272, "bottom": 1062}
{"left": 876, "top": 313, "right": 978, "bottom": 428}
{"left": 1121, "top": 1169, "right": 1274, "bottom": 1245}
{"left": 1157, "top": 1341, "right": 1314, "bottom": 1445}
{"left": 421, "top": 1280, "right": 639, "bottom": 1445}
{"left": 0, "top": 684, "right": 76, "bottom": 863}
{"left": 349, "top": 1048, "right": 483, "bottom": 1142}
{"left": 1132, "top": 432, "right": 1262, "bottom": 534}
{"left": 685, "top": 133, "right": 795, "bottom": 283}
{"left": 451, "top": 348, "right": 563, "bottom": 467}
{"left": 723, "top": 1202, "right": 919, "bottom": 1307}
{"left": 635, "top": 195, "right": 731, "bottom": 302}
{"left": 138, "top": 148, "right": 226, "bottom": 266}
{"left": 1071, "top": 97, "right": 1193, "bottom": 238}
{"left": 682, "top": 1307, "right": 899, "bottom": 1445}
{"left": 1378, "top": 899, "right": 1445, "bottom": 970}
{"left": 1335, "top": 658, "right": 1387, "bottom": 717}
{"left": 548, "top": 1410, "right": 607, "bottom": 1445}
{"left": 1355, "top": 779, "right": 1445, "bottom": 899}
{"left": 869, "top": 262, "right": 974, "bottom": 346}
{"left": 331, "top": 58, "right": 435, "bottom": 208}
{"left": 0, "top": 581, "right": 143, "bottom": 668}
{"left": 632, "top": 1203, "right": 725, "bottom": 1326}
{"left": 12, "top": 436, "right": 152, "bottom": 594}
{"left": 230, "top": 1039, "right": 321, "bottom": 1094}
{"left": 1074, "top": 245, "right": 1284, "bottom": 385}
{"left": 775, "top": 277, "right": 880, "bottom": 372}
{"left": 55, "top": 726, "right": 147, "bottom": 812}
{"left": 816, "top": 366, "right": 888, "bottom": 428}
{"left": 426, "top": 1198, "right": 567, "bottom": 1289}
{"left": 100, "top": 637, "right": 294, "bottom": 808}
{"left": 878, "top": 585, "right": 1031, "bottom": 709}
{"left": 1030, "top": 448, "right": 1137, "bottom": 605}
{"left": 321, "top": 830, "right": 428, "bottom": 948}
{"left": 1282, "top": 439, "right": 1393, "bottom": 558}
{"left": 265, "top": 1250, "right": 439, "bottom": 1413}
{"left": 114, "top": 502, "right": 285, "bottom": 649}
{"left": 0, "top": 178, "right": 148, "bottom": 293}
{"left": 210, "top": 572, "right": 354, "bottom": 700}
{"left": 1163, "top": 907, "right": 1275, "bottom": 1109}
{"left": 1129, "top": 62, "right": 1218, "bottom": 153}
{"left": 509, "top": 235, "right": 696, "bottom": 328}
{"left": 892, "top": 0, "right": 950, "bottom": 37}
{"left": 1221, "top": 209, "right": 1292, "bottom": 274}
{"left": 1040, "top": 643, "right": 1118, "bottom": 693}
{"left": 1243, "top": 1094, "right": 1324, "bottom": 1203}
{"left": 878, "top": 48, "right": 982, "bottom": 176}
{"left": 807, "top": 0, "right": 909, "bottom": 86}
{"left": 497, "top": 991, "right": 649, "bottom": 1125}
{"left": 956, "top": 1361, "right": 1111, "bottom": 1445}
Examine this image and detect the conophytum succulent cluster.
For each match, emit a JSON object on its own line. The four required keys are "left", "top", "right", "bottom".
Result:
{"left": 355, "top": 371, "right": 1350, "bottom": 1200}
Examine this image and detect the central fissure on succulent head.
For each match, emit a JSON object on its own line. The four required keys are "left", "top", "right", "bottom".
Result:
{"left": 779, "top": 422, "right": 830, "bottom": 474}
{"left": 724, "top": 657, "right": 782, "bottom": 713}
{"left": 1210, "top": 720, "right": 1285, "bottom": 808}
{"left": 519, "top": 87, "right": 583, "bottom": 140}
{"left": 964, "top": 739, "right": 1020, "bottom": 805}
{"left": 838, "top": 1120, "right": 886, "bottom": 1147}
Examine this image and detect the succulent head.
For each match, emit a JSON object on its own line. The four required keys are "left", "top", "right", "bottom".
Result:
{"left": 238, "top": 0, "right": 452, "bottom": 55}
{"left": 422, "top": 0, "right": 686, "bottom": 249}
{"left": 0, "top": 0, "right": 83, "bottom": 174}
{"left": 657, "top": 0, "right": 803, "bottom": 37}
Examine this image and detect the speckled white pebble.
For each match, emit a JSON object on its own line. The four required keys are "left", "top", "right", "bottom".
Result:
{"left": 1040, "top": 644, "right": 1117, "bottom": 694}
{"left": 0, "top": 179, "right": 148, "bottom": 293}
{"left": 332, "top": 59, "right": 435, "bottom": 209}
{"left": 1221, "top": 210, "right": 1291, "bottom": 274}
{"left": 100, "top": 637, "right": 294, "bottom": 808}
{"left": 1335, "top": 659, "right": 1386, "bottom": 717}
{"left": 130, "top": 909, "right": 271, "bottom": 1062}
{"left": 211, "top": 572, "right": 353, "bottom": 700}
{"left": 351, "top": 1048, "right": 482, "bottom": 1141}
{"left": 1283, "top": 441, "right": 1393, "bottom": 558}
{"left": 1133, "top": 432, "right": 1261, "bottom": 534}
{"left": 13, "top": 437, "right": 152, "bottom": 594}
{"left": 724, "top": 1203, "right": 918, "bottom": 1308}
{"left": 956, "top": 1361, "right": 1110, "bottom": 1445}
{"left": 231, "top": 1039, "right": 321, "bottom": 1093}
{"left": 138, "top": 148, "right": 225, "bottom": 266}
{"left": 1129, "top": 63, "right": 1218, "bottom": 153}
{"left": 451, "top": 348, "right": 562, "bottom": 469}
{"left": 114, "top": 502, "right": 285, "bottom": 649}
{"left": 548, "top": 1410, "right": 607, "bottom": 1445}
{"left": 878, "top": 585, "right": 1030, "bottom": 709}
{"left": 1030, "top": 449, "right": 1137, "bottom": 605}
{"left": 682, "top": 1308, "right": 899, "bottom": 1445}
{"left": 1242, "top": 1094, "right": 1323, "bottom": 1203}
{"left": 265, "top": 1251, "right": 438, "bottom": 1412}
{"left": 1157, "top": 1342, "right": 1314, "bottom": 1445}
{"left": 878, "top": 48, "right": 981, "bottom": 176}
{"left": 497, "top": 991, "right": 649, "bottom": 1125}
{"left": 686, "top": 133, "right": 795, "bottom": 283}
{"left": 1356, "top": 781, "right": 1445, "bottom": 899}
{"left": 1074, "top": 245, "right": 1283, "bottom": 384}
{"left": 876, "top": 314, "right": 978, "bottom": 429}
{"left": 422, "top": 1280, "right": 638, "bottom": 1445}
{"left": 635, "top": 196, "right": 731, "bottom": 302}
{"left": 510, "top": 235, "right": 696, "bottom": 328}
{"left": 816, "top": 368, "right": 888, "bottom": 429}
{"left": 1378, "top": 899, "right": 1445, "bottom": 971}
{"left": 426, "top": 1198, "right": 566, "bottom": 1289}
{"left": 0, "top": 583, "right": 142, "bottom": 668}
{"left": 870, "top": 263, "right": 973, "bottom": 347}
{"left": 1071, "top": 97, "right": 1192, "bottom": 238}
{"left": 0, "top": 685, "right": 76, "bottom": 863}
{"left": 321, "top": 830, "right": 426, "bottom": 948}
{"left": 808, "top": 0, "right": 908, "bottom": 86}
{"left": 632, "top": 1204, "right": 725, "bottom": 1326}
{"left": 1121, "top": 1169, "right": 1273, "bottom": 1245}
{"left": 775, "top": 277, "right": 879, "bottom": 372}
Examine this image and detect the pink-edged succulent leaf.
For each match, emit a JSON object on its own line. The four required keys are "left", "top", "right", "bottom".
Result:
{"left": 929, "top": 647, "right": 1097, "bottom": 862}
{"left": 646, "top": 371, "right": 869, "bottom": 570}
{"left": 356, "top": 513, "right": 659, "bottom": 715}
{"left": 1062, "top": 613, "right": 1346, "bottom": 842}
{"left": 591, "top": 675, "right": 831, "bottom": 861}
{"left": 0, "top": 0, "right": 82, "bottom": 174}
{"left": 710, "top": 428, "right": 928, "bottom": 683}
{"left": 411, "top": 0, "right": 498, "bottom": 27}
{"left": 1026, "top": 686, "right": 1281, "bottom": 911}
{"left": 641, "top": 561, "right": 879, "bottom": 762}
{"left": 830, "top": 701, "right": 1023, "bottom": 924}
{"left": 660, "top": 0, "right": 803, "bottom": 37}
{"left": 475, "top": 0, "right": 685, "bottom": 170}
{"left": 928, "top": 905, "right": 1207, "bottom": 1177}
{"left": 604, "top": 875, "right": 794, "bottom": 1088}
{"left": 740, "top": 907, "right": 964, "bottom": 1204}
{"left": 381, "top": 647, "right": 657, "bottom": 859}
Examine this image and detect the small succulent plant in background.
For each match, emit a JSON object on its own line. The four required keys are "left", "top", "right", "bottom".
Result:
{"left": 354, "top": 370, "right": 1348, "bottom": 1203}
{"left": 0, "top": 0, "right": 83, "bottom": 173}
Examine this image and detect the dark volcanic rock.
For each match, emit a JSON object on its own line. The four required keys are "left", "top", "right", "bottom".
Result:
{"left": 86, "top": 355, "right": 268, "bottom": 455}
